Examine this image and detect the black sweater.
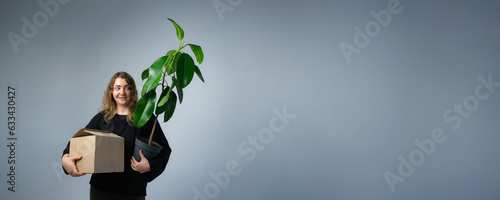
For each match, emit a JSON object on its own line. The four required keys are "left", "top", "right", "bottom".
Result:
{"left": 63, "top": 113, "right": 171, "bottom": 196}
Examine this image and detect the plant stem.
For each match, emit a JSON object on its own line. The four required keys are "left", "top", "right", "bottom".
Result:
{"left": 148, "top": 115, "right": 159, "bottom": 146}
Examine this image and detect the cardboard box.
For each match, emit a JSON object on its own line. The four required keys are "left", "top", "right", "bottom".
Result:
{"left": 69, "top": 128, "right": 124, "bottom": 173}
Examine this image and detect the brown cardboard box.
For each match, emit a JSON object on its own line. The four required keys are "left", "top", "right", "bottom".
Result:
{"left": 69, "top": 128, "right": 124, "bottom": 173}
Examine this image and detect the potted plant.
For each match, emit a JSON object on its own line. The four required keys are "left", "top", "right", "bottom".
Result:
{"left": 132, "top": 18, "right": 205, "bottom": 161}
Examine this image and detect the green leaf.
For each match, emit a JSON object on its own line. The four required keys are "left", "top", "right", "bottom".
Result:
{"left": 163, "top": 91, "right": 177, "bottom": 123}
{"left": 172, "top": 77, "right": 183, "bottom": 103}
{"left": 156, "top": 87, "right": 172, "bottom": 114}
{"left": 142, "top": 55, "right": 167, "bottom": 96}
{"left": 170, "top": 52, "right": 182, "bottom": 75}
{"left": 165, "top": 50, "right": 178, "bottom": 75}
{"left": 157, "top": 86, "right": 172, "bottom": 108}
{"left": 141, "top": 68, "right": 149, "bottom": 81}
{"left": 188, "top": 44, "right": 204, "bottom": 64}
{"left": 194, "top": 65, "right": 205, "bottom": 83}
{"left": 168, "top": 18, "right": 184, "bottom": 41}
{"left": 133, "top": 90, "right": 156, "bottom": 128}
{"left": 175, "top": 53, "right": 195, "bottom": 89}
{"left": 140, "top": 80, "right": 151, "bottom": 97}
{"left": 166, "top": 50, "right": 177, "bottom": 57}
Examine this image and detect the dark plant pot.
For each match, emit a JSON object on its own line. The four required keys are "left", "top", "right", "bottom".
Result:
{"left": 133, "top": 136, "right": 162, "bottom": 162}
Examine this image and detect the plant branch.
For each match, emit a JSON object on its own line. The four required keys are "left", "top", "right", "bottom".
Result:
{"left": 148, "top": 115, "right": 159, "bottom": 146}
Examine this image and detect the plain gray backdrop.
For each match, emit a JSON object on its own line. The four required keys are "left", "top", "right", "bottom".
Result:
{"left": 1, "top": 0, "right": 500, "bottom": 199}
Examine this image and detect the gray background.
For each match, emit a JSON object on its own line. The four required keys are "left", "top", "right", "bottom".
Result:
{"left": 1, "top": 0, "right": 500, "bottom": 199}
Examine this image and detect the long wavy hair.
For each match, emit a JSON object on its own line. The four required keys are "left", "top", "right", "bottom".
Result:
{"left": 99, "top": 71, "right": 138, "bottom": 124}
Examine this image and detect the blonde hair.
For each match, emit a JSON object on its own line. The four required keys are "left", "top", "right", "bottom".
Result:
{"left": 99, "top": 71, "right": 138, "bottom": 124}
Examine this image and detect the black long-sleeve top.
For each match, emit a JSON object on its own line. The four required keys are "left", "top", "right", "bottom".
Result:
{"left": 62, "top": 113, "right": 171, "bottom": 196}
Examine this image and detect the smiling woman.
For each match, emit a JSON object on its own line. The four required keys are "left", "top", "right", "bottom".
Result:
{"left": 112, "top": 78, "right": 131, "bottom": 111}
{"left": 61, "top": 71, "right": 172, "bottom": 200}
{"left": 102, "top": 72, "right": 138, "bottom": 121}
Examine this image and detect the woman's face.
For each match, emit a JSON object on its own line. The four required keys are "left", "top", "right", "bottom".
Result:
{"left": 112, "top": 77, "right": 131, "bottom": 107}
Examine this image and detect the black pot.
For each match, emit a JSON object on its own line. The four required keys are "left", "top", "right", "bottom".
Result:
{"left": 133, "top": 136, "right": 162, "bottom": 162}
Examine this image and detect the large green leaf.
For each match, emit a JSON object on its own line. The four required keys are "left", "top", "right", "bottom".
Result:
{"left": 162, "top": 91, "right": 177, "bottom": 123}
{"left": 168, "top": 18, "right": 184, "bottom": 41}
{"left": 172, "top": 77, "right": 183, "bottom": 103}
{"left": 142, "top": 55, "right": 167, "bottom": 96}
{"left": 133, "top": 90, "right": 156, "bottom": 128}
{"left": 188, "top": 44, "right": 204, "bottom": 64}
{"left": 194, "top": 65, "right": 205, "bottom": 83}
{"left": 175, "top": 53, "right": 195, "bottom": 89}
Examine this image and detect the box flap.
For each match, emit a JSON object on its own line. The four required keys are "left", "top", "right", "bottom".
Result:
{"left": 72, "top": 128, "right": 121, "bottom": 138}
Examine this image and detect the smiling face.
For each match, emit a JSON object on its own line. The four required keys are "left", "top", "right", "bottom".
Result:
{"left": 112, "top": 77, "right": 131, "bottom": 109}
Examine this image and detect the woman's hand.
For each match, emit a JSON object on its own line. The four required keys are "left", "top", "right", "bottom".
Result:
{"left": 131, "top": 150, "right": 151, "bottom": 174}
{"left": 61, "top": 154, "right": 85, "bottom": 177}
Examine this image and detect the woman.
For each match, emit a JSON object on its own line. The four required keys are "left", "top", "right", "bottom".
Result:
{"left": 62, "top": 71, "right": 171, "bottom": 200}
